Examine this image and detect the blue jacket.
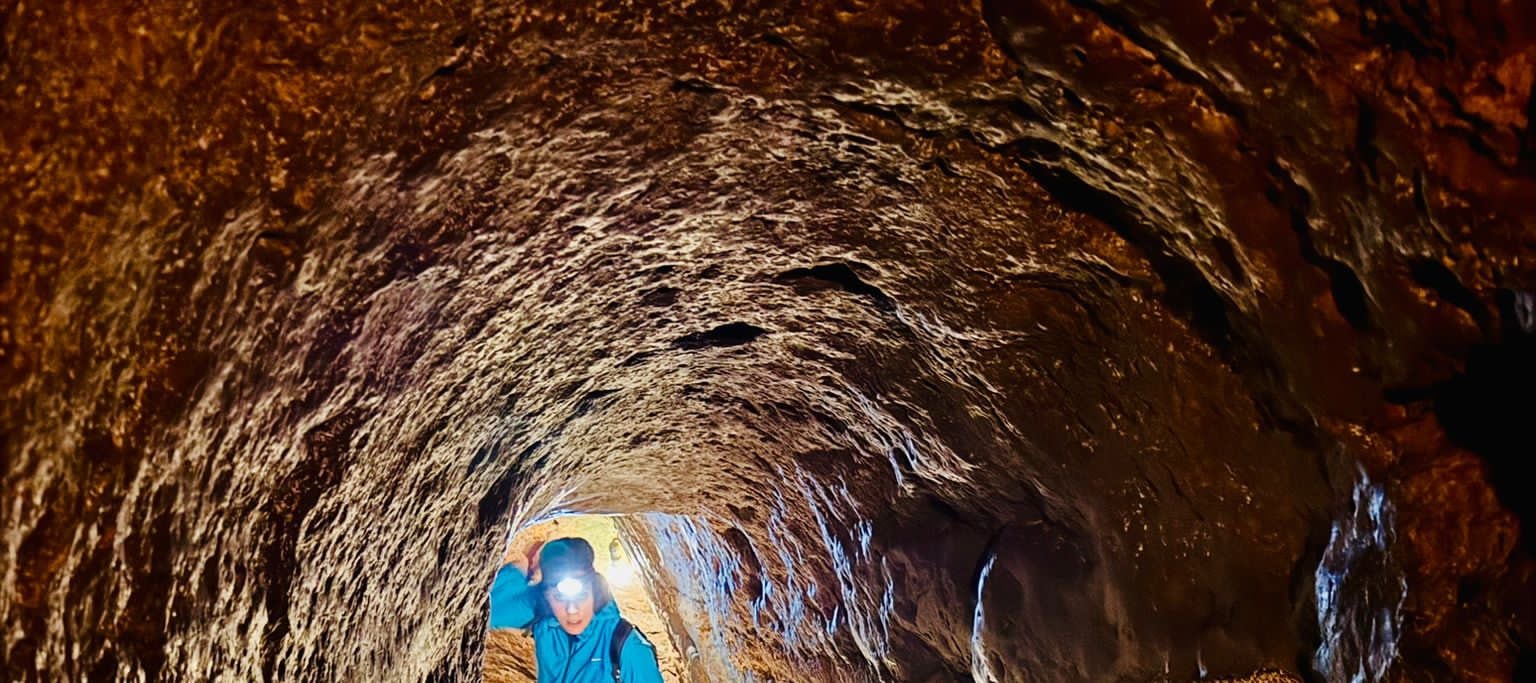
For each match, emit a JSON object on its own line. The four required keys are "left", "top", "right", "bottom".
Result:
{"left": 489, "top": 564, "right": 665, "bottom": 683}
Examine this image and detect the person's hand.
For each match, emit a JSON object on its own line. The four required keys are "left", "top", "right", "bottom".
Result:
{"left": 508, "top": 540, "right": 544, "bottom": 577}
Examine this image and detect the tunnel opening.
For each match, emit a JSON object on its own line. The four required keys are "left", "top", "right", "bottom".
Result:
{"left": 484, "top": 513, "right": 690, "bottom": 683}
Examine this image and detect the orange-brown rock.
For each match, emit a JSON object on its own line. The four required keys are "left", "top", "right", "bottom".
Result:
{"left": 3, "top": 1, "right": 1532, "bottom": 681}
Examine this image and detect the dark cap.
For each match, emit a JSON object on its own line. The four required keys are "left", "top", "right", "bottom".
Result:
{"left": 538, "top": 537, "right": 595, "bottom": 580}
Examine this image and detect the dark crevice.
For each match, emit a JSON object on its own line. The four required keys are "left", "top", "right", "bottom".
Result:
{"left": 1515, "top": 649, "right": 1536, "bottom": 683}
{"left": 618, "top": 350, "right": 657, "bottom": 367}
{"left": 0, "top": 5, "right": 9, "bottom": 65}
{"left": 754, "top": 28, "right": 812, "bottom": 63}
{"left": 1430, "top": 291, "right": 1536, "bottom": 548}
{"left": 1408, "top": 259, "right": 1490, "bottom": 334}
{"left": 640, "top": 286, "right": 680, "bottom": 308}
{"left": 465, "top": 437, "right": 500, "bottom": 475}
{"left": 1323, "top": 261, "right": 1372, "bottom": 333}
{"left": 1357, "top": 6, "right": 1449, "bottom": 59}
{"left": 1019, "top": 155, "right": 1236, "bottom": 360}
{"left": 572, "top": 388, "right": 620, "bottom": 418}
{"left": 1211, "top": 237, "right": 1249, "bottom": 287}
{"left": 1273, "top": 17, "right": 1322, "bottom": 57}
{"left": 722, "top": 526, "right": 765, "bottom": 603}
{"left": 1381, "top": 384, "right": 1432, "bottom": 405}
{"left": 670, "top": 75, "right": 723, "bottom": 95}
{"left": 86, "top": 651, "right": 118, "bottom": 683}
{"left": 249, "top": 229, "right": 305, "bottom": 289}
{"left": 672, "top": 322, "right": 767, "bottom": 350}
{"left": 1265, "top": 160, "right": 1374, "bottom": 332}
{"left": 1354, "top": 100, "right": 1380, "bottom": 184}
{"left": 476, "top": 443, "right": 538, "bottom": 534}
{"left": 1431, "top": 82, "right": 1532, "bottom": 170}
{"left": 918, "top": 154, "right": 966, "bottom": 178}
{"left": 430, "top": 34, "right": 473, "bottom": 81}
{"left": 775, "top": 262, "right": 895, "bottom": 311}
{"left": 756, "top": 30, "right": 792, "bottom": 49}
{"left": 254, "top": 229, "right": 300, "bottom": 244}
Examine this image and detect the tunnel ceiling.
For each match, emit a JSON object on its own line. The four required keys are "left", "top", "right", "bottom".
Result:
{"left": 3, "top": 1, "right": 1534, "bottom": 681}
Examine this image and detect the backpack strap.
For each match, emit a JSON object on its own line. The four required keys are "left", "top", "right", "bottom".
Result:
{"left": 609, "top": 618, "right": 634, "bottom": 683}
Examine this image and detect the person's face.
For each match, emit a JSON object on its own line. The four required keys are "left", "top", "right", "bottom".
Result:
{"left": 545, "top": 583, "right": 596, "bottom": 635}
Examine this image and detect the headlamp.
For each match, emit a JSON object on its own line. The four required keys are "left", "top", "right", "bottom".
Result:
{"left": 553, "top": 577, "right": 586, "bottom": 600}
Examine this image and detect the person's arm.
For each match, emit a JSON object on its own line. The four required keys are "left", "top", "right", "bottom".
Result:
{"left": 487, "top": 563, "right": 540, "bottom": 630}
{"left": 620, "top": 630, "right": 665, "bottom": 683}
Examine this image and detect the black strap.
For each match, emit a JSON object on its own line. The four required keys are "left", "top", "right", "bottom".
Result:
{"left": 609, "top": 619, "right": 634, "bottom": 683}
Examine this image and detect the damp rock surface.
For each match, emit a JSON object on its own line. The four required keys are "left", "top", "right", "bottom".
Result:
{"left": 3, "top": 1, "right": 1533, "bottom": 681}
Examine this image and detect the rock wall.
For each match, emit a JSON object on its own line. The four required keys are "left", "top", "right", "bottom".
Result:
{"left": 3, "top": 1, "right": 1532, "bottom": 681}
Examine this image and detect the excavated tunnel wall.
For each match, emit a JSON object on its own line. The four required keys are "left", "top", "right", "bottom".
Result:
{"left": 3, "top": 1, "right": 1533, "bottom": 681}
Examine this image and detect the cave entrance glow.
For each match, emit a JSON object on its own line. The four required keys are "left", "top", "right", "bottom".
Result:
{"left": 485, "top": 514, "right": 686, "bottom": 682}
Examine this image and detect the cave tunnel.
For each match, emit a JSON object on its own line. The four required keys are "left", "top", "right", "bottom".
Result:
{"left": 3, "top": 1, "right": 1535, "bottom": 682}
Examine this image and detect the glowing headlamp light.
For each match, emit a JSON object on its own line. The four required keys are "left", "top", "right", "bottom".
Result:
{"left": 553, "top": 577, "right": 586, "bottom": 600}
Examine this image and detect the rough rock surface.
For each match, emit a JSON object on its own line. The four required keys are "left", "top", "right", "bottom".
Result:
{"left": 2, "top": 1, "right": 1532, "bottom": 681}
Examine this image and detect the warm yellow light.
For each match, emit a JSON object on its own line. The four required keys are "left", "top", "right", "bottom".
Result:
{"left": 607, "top": 561, "right": 635, "bottom": 587}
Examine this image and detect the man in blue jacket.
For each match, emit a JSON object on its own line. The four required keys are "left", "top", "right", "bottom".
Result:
{"left": 489, "top": 537, "right": 665, "bottom": 683}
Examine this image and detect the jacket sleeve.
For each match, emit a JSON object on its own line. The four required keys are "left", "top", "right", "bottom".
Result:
{"left": 620, "top": 630, "right": 665, "bottom": 683}
{"left": 487, "top": 564, "right": 539, "bottom": 630}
